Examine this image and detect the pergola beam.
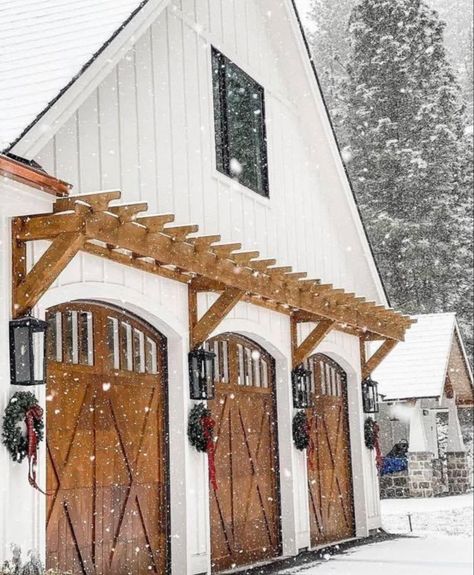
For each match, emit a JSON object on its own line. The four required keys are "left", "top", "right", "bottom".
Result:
{"left": 190, "top": 287, "right": 245, "bottom": 349}
{"left": 54, "top": 190, "right": 121, "bottom": 212}
{"left": 83, "top": 211, "right": 410, "bottom": 339}
{"left": 12, "top": 192, "right": 414, "bottom": 342}
{"left": 292, "top": 318, "right": 335, "bottom": 368}
{"left": 362, "top": 338, "right": 398, "bottom": 379}
{"left": 13, "top": 232, "right": 85, "bottom": 317}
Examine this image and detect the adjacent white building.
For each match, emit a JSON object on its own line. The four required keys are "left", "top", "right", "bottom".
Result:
{"left": 374, "top": 313, "right": 473, "bottom": 498}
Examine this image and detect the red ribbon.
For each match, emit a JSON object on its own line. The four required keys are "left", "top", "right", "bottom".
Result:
{"left": 202, "top": 415, "right": 218, "bottom": 491}
{"left": 25, "top": 405, "right": 49, "bottom": 495}
{"left": 374, "top": 421, "right": 383, "bottom": 472}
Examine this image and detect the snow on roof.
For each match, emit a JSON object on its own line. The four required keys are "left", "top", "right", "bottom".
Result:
{"left": 0, "top": 0, "right": 148, "bottom": 152}
{"left": 373, "top": 313, "right": 457, "bottom": 401}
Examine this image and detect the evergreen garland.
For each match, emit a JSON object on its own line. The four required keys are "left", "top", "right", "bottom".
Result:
{"left": 188, "top": 403, "right": 212, "bottom": 452}
{"left": 2, "top": 392, "right": 44, "bottom": 463}
{"left": 364, "top": 417, "right": 377, "bottom": 450}
{"left": 292, "top": 410, "right": 310, "bottom": 451}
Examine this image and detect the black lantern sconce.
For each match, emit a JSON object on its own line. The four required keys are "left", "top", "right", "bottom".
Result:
{"left": 10, "top": 316, "right": 48, "bottom": 386}
{"left": 292, "top": 365, "right": 312, "bottom": 408}
{"left": 189, "top": 348, "right": 216, "bottom": 400}
{"left": 362, "top": 376, "right": 379, "bottom": 413}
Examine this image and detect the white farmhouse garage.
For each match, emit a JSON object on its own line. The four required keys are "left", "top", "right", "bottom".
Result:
{"left": 0, "top": 1, "right": 413, "bottom": 573}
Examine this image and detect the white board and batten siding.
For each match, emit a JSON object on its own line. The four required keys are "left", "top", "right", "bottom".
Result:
{"left": 35, "top": 0, "right": 383, "bottom": 305}
{"left": 0, "top": 1, "right": 383, "bottom": 570}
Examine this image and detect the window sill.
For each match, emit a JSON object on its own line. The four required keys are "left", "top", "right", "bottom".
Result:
{"left": 211, "top": 169, "right": 271, "bottom": 207}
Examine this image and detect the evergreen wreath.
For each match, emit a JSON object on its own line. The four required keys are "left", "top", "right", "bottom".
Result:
{"left": 187, "top": 402, "right": 218, "bottom": 490}
{"left": 2, "top": 391, "right": 44, "bottom": 463}
{"left": 292, "top": 410, "right": 310, "bottom": 451}
{"left": 364, "top": 417, "right": 378, "bottom": 450}
{"left": 188, "top": 403, "right": 212, "bottom": 452}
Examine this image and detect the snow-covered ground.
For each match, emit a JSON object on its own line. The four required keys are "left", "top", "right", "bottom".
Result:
{"left": 278, "top": 494, "right": 473, "bottom": 574}
{"left": 381, "top": 493, "right": 473, "bottom": 537}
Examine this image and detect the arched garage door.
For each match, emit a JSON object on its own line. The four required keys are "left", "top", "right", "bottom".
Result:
{"left": 306, "top": 354, "right": 354, "bottom": 546}
{"left": 46, "top": 302, "right": 168, "bottom": 575}
{"left": 207, "top": 334, "right": 281, "bottom": 572}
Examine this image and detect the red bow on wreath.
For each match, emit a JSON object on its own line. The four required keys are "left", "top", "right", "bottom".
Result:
{"left": 373, "top": 421, "right": 383, "bottom": 472}
{"left": 201, "top": 415, "right": 218, "bottom": 491}
{"left": 25, "top": 405, "right": 49, "bottom": 495}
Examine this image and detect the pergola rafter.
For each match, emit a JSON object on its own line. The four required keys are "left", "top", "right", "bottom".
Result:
{"left": 11, "top": 191, "right": 415, "bottom": 345}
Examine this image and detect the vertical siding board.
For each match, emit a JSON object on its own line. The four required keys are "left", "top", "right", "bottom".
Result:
{"left": 254, "top": 202, "right": 268, "bottom": 258}
{"left": 170, "top": 0, "right": 182, "bottom": 12}
{"left": 233, "top": 0, "right": 249, "bottom": 64}
{"left": 194, "top": 0, "right": 210, "bottom": 33}
{"left": 183, "top": 23, "right": 205, "bottom": 228}
{"left": 180, "top": 0, "right": 196, "bottom": 22}
{"left": 216, "top": 183, "right": 231, "bottom": 244}
{"left": 240, "top": 194, "right": 255, "bottom": 249}
{"left": 272, "top": 103, "right": 289, "bottom": 264}
{"left": 197, "top": 40, "right": 219, "bottom": 232}
{"left": 117, "top": 47, "right": 140, "bottom": 202}
{"left": 53, "top": 114, "right": 80, "bottom": 190}
{"left": 77, "top": 91, "right": 101, "bottom": 193}
{"left": 135, "top": 29, "right": 158, "bottom": 211}
{"left": 221, "top": 0, "right": 236, "bottom": 55}
{"left": 35, "top": 139, "right": 55, "bottom": 177}
{"left": 151, "top": 15, "right": 174, "bottom": 213}
{"left": 225, "top": 180, "right": 240, "bottom": 243}
{"left": 98, "top": 69, "right": 121, "bottom": 191}
{"left": 244, "top": 0, "right": 263, "bottom": 77}
{"left": 103, "top": 260, "right": 125, "bottom": 286}
{"left": 208, "top": 0, "right": 223, "bottom": 43}
{"left": 83, "top": 253, "right": 105, "bottom": 283}
{"left": 167, "top": 9, "right": 189, "bottom": 221}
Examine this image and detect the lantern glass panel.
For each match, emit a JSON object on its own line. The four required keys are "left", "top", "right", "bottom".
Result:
{"left": 10, "top": 317, "right": 48, "bottom": 385}
{"left": 189, "top": 349, "right": 216, "bottom": 400}
{"left": 13, "top": 326, "right": 31, "bottom": 383}
{"left": 292, "top": 366, "right": 311, "bottom": 408}
{"left": 204, "top": 353, "right": 214, "bottom": 397}
{"left": 33, "top": 330, "right": 45, "bottom": 382}
{"left": 362, "top": 378, "right": 379, "bottom": 413}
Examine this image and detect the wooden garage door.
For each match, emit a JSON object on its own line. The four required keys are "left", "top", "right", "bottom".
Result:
{"left": 208, "top": 334, "right": 281, "bottom": 572}
{"left": 46, "top": 302, "right": 168, "bottom": 575}
{"left": 306, "top": 354, "right": 354, "bottom": 546}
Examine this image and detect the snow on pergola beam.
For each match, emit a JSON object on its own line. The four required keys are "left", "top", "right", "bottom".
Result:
{"left": 11, "top": 191, "right": 415, "bottom": 343}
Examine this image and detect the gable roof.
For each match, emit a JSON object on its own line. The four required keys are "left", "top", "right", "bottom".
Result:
{"left": 373, "top": 313, "right": 473, "bottom": 401}
{"left": 0, "top": 0, "right": 389, "bottom": 305}
{"left": 0, "top": 0, "right": 163, "bottom": 152}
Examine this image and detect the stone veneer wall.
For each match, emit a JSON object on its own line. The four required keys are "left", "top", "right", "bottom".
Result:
{"left": 432, "top": 458, "right": 446, "bottom": 496}
{"left": 379, "top": 471, "right": 409, "bottom": 499}
{"left": 408, "top": 452, "right": 436, "bottom": 498}
{"left": 380, "top": 451, "right": 470, "bottom": 499}
{"left": 447, "top": 451, "right": 471, "bottom": 494}
{"left": 458, "top": 408, "right": 474, "bottom": 488}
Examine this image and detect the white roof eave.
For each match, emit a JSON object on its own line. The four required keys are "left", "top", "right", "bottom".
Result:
{"left": 8, "top": 0, "right": 171, "bottom": 158}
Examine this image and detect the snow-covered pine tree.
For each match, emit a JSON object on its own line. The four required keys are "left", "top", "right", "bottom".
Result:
{"left": 306, "top": 0, "right": 356, "bottom": 125}
{"left": 344, "top": 0, "right": 473, "bottom": 356}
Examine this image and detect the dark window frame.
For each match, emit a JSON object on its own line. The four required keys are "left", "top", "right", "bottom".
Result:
{"left": 212, "top": 47, "right": 269, "bottom": 198}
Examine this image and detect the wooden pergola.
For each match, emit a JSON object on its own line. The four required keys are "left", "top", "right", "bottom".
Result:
{"left": 11, "top": 190, "right": 415, "bottom": 376}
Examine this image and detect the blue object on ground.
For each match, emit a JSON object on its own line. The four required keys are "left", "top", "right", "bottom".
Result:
{"left": 381, "top": 456, "right": 408, "bottom": 475}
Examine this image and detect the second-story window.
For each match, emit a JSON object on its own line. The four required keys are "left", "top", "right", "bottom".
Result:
{"left": 212, "top": 47, "right": 269, "bottom": 197}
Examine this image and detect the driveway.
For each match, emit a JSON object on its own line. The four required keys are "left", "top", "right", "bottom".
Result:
{"left": 276, "top": 493, "right": 473, "bottom": 574}
{"left": 278, "top": 535, "right": 472, "bottom": 574}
